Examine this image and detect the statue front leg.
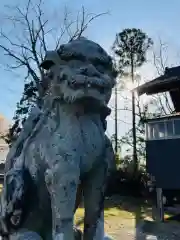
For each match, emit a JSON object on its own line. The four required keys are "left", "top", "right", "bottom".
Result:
{"left": 94, "top": 211, "right": 104, "bottom": 240}
{"left": 45, "top": 156, "right": 80, "bottom": 240}
{"left": 83, "top": 161, "right": 107, "bottom": 240}
{"left": 73, "top": 183, "right": 105, "bottom": 240}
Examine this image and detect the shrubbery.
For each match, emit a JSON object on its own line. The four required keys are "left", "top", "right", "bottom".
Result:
{"left": 106, "top": 167, "right": 151, "bottom": 198}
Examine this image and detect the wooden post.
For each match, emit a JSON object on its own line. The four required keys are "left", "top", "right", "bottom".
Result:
{"left": 156, "top": 188, "right": 164, "bottom": 222}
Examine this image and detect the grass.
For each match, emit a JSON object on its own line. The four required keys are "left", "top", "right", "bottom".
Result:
{"left": 75, "top": 205, "right": 134, "bottom": 226}
{"left": 74, "top": 195, "right": 172, "bottom": 235}
{"left": 74, "top": 196, "right": 150, "bottom": 232}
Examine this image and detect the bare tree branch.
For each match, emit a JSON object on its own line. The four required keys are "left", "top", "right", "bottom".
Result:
{"left": 152, "top": 38, "right": 174, "bottom": 114}
{"left": 0, "top": 0, "right": 107, "bottom": 143}
{"left": 64, "top": 6, "right": 108, "bottom": 42}
{"left": 0, "top": 0, "right": 106, "bottom": 95}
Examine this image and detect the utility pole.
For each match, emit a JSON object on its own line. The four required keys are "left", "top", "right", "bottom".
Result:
{"left": 131, "top": 56, "right": 138, "bottom": 177}
{"left": 114, "top": 85, "right": 118, "bottom": 154}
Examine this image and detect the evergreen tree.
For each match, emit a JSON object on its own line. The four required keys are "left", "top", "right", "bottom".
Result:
{"left": 112, "top": 28, "right": 153, "bottom": 177}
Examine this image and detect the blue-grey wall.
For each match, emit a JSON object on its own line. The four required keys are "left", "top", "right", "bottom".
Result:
{"left": 146, "top": 138, "right": 180, "bottom": 189}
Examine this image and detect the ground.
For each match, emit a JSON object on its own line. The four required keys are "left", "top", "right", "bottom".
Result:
{"left": 75, "top": 195, "right": 180, "bottom": 239}
{"left": 1, "top": 182, "right": 180, "bottom": 239}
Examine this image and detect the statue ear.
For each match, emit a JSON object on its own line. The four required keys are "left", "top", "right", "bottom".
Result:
{"left": 40, "top": 60, "right": 54, "bottom": 70}
{"left": 40, "top": 51, "right": 60, "bottom": 70}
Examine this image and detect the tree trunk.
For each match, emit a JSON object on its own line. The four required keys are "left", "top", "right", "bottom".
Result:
{"left": 131, "top": 57, "right": 138, "bottom": 178}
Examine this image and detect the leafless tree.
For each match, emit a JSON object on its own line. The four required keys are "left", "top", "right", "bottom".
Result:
{"left": 0, "top": 0, "right": 107, "bottom": 96}
{"left": 152, "top": 38, "right": 174, "bottom": 114}
{"left": 0, "top": 0, "right": 107, "bottom": 143}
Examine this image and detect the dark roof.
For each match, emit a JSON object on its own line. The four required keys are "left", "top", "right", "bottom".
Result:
{"left": 136, "top": 66, "right": 180, "bottom": 96}
{"left": 135, "top": 66, "right": 180, "bottom": 112}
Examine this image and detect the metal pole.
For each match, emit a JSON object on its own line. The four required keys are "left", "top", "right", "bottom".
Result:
{"left": 115, "top": 85, "right": 118, "bottom": 154}
{"left": 131, "top": 57, "right": 138, "bottom": 176}
{"left": 156, "top": 187, "right": 164, "bottom": 222}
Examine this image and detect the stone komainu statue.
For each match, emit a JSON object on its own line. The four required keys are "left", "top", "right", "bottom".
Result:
{"left": 0, "top": 38, "right": 116, "bottom": 240}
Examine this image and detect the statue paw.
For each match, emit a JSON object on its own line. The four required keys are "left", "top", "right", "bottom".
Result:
{"left": 0, "top": 217, "right": 9, "bottom": 238}
{"left": 74, "top": 227, "right": 82, "bottom": 240}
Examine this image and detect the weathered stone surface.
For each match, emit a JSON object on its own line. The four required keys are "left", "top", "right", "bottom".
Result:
{"left": 0, "top": 37, "right": 115, "bottom": 240}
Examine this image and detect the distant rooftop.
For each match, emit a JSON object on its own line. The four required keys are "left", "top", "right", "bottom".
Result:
{"left": 0, "top": 145, "right": 8, "bottom": 163}
{"left": 0, "top": 114, "right": 10, "bottom": 162}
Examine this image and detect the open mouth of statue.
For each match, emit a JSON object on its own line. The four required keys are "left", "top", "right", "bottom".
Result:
{"left": 67, "top": 79, "right": 108, "bottom": 94}
{"left": 75, "top": 96, "right": 105, "bottom": 108}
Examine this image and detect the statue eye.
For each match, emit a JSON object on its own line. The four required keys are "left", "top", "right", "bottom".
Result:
{"left": 92, "top": 58, "right": 110, "bottom": 70}
{"left": 59, "top": 54, "right": 75, "bottom": 61}
{"left": 58, "top": 52, "right": 86, "bottom": 62}
{"left": 96, "top": 65, "right": 104, "bottom": 74}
